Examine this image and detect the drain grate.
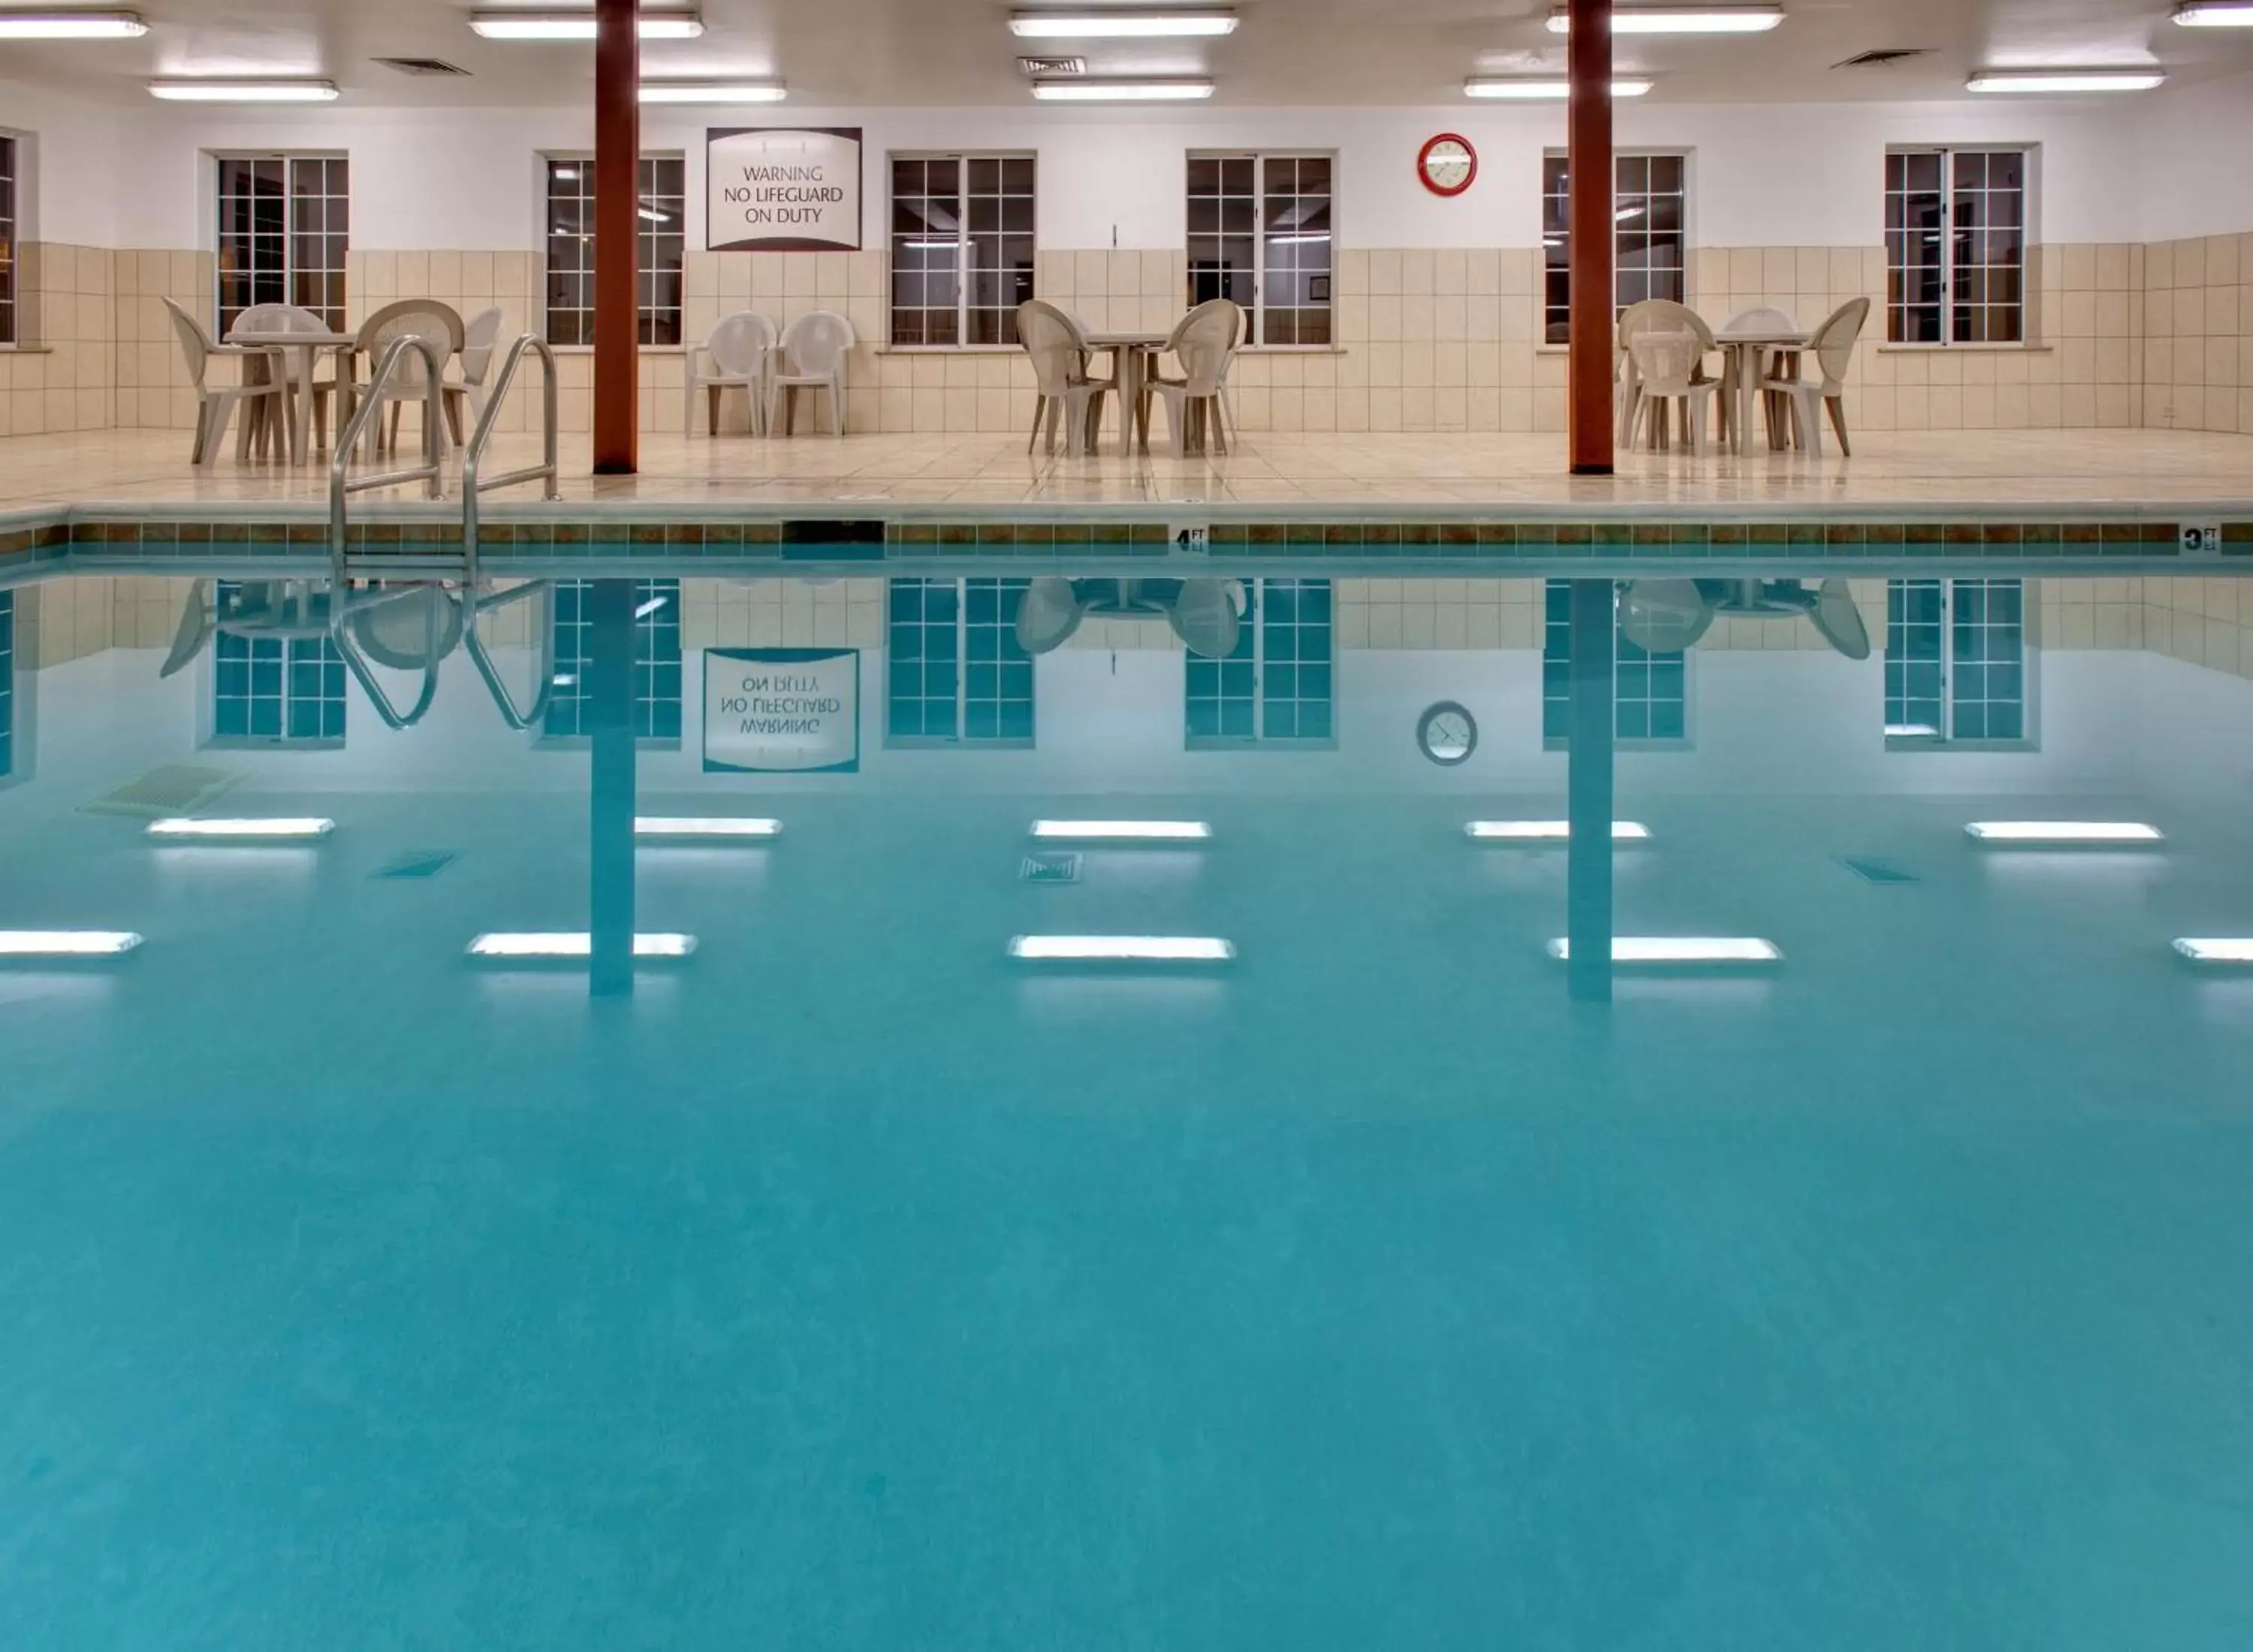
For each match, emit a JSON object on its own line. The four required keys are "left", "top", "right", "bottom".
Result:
{"left": 80, "top": 764, "right": 238, "bottom": 818}
{"left": 1020, "top": 852, "right": 1083, "bottom": 884}
{"left": 376, "top": 850, "right": 457, "bottom": 880}
{"left": 1839, "top": 856, "right": 1919, "bottom": 884}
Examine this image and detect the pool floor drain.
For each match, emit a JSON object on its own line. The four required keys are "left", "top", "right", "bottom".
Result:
{"left": 1020, "top": 852, "right": 1082, "bottom": 884}
{"left": 377, "top": 850, "right": 457, "bottom": 879}
{"left": 1839, "top": 856, "right": 1918, "bottom": 884}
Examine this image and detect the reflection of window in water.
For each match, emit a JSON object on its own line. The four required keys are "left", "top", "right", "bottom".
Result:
{"left": 1886, "top": 578, "right": 2030, "bottom": 746}
{"left": 210, "top": 582, "right": 346, "bottom": 746}
{"left": 544, "top": 578, "right": 683, "bottom": 743}
{"left": 0, "top": 589, "right": 13, "bottom": 778}
{"left": 887, "top": 578, "right": 1036, "bottom": 746}
{"left": 1186, "top": 578, "right": 1333, "bottom": 746}
{"left": 1542, "top": 580, "right": 1689, "bottom": 747}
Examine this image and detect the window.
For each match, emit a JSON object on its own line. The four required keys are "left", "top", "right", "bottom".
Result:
{"left": 544, "top": 578, "right": 683, "bottom": 742}
{"left": 1885, "top": 579, "right": 2031, "bottom": 746}
{"left": 886, "top": 577, "right": 1036, "bottom": 743}
{"left": 1885, "top": 149, "right": 2027, "bottom": 345}
{"left": 0, "top": 134, "right": 17, "bottom": 346}
{"left": 1187, "top": 153, "right": 1332, "bottom": 347}
{"left": 216, "top": 155, "right": 349, "bottom": 334}
{"left": 1542, "top": 580, "right": 1690, "bottom": 746}
{"left": 544, "top": 155, "right": 686, "bottom": 347}
{"left": 1543, "top": 152, "right": 1686, "bottom": 347}
{"left": 1186, "top": 579, "right": 1334, "bottom": 745}
{"left": 0, "top": 589, "right": 14, "bottom": 780}
{"left": 890, "top": 155, "right": 1035, "bottom": 347}
{"left": 209, "top": 582, "right": 345, "bottom": 746}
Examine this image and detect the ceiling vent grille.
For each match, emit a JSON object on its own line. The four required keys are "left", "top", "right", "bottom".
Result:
{"left": 1018, "top": 56, "right": 1086, "bottom": 76}
{"left": 374, "top": 56, "right": 472, "bottom": 77}
{"left": 1832, "top": 49, "right": 1932, "bottom": 70}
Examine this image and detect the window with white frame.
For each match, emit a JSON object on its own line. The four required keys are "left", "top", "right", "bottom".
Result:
{"left": 0, "top": 134, "right": 17, "bottom": 347}
{"left": 543, "top": 578, "right": 684, "bottom": 743}
{"left": 1187, "top": 153, "right": 1333, "bottom": 347}
{"left": 1885, "top": 149, "right": 2028, "bottom": 345}
{"left": 216, "top": 155, "right": 350, "bottom": 335}
{"left": 1541, "top": 152, "right": 1687, "bottom": 347}
{"left": 887, "top": 577, "right": 1036, "bottom": 744}
{"left": 208, "top": 581, "right": 346, "bottom": 747}
{"left": 1885, "top": 578, "right": 2033, "bottom": 746}
{"left": 1185, "top": 578, "right": 1333, "bottom": 745}
{"left": 1542, "top": 580, "right": 1691, "bottom": 747}
{"left": 544, "top": 155, "right": 686, "bottom": 347}
{"left": 890, "top": 154, "right": 1036, "bottom": 347}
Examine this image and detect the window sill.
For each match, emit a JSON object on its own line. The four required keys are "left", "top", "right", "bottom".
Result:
{"left": 1876, "top": 343, "right": 2053, "bottom": 355}
{"left": 0, "top": 344, "right": 54, "bottom": 354}
{"left": 543, "top": 344, "right": 686, "bottom": 356}
{"left": 877, "top": 345, "right": 1351, "bottom": 357}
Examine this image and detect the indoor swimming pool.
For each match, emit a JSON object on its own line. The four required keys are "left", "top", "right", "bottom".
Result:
{"left": 5, "top": 565, "right": 2253, "bottom": 1648}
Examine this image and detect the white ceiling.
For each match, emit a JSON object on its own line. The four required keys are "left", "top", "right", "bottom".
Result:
{"left": 0, "top": 0, "right": 2247, "bottom": 107}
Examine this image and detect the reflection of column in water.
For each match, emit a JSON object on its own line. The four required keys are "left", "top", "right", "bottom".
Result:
{"left": 588, "top": 579, "right": 637, "bottom": 998}
{"left": 1567, "top": 579, "right": 1615, "bottom": 1004}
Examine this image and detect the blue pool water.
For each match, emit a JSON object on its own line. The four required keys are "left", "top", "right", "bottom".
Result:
{"left": 4, "top": 571, "right": 2253, "bottom": 1647}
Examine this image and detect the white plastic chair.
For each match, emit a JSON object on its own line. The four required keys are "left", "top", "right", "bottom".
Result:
{"left": 1140, "top": 298, "right": 1242, "bottom": 457}
{"left": 1017, "top": 300, "right": 1116, "bottom": 457}
{"left": 442, "top": 306, "right": 505, "bottom": 442}
{"left": 1616, "top": 299, "right": 1724, "bottom": 449}
{"left": 356, "top": 298, "right": 464, "bottom": 455}
{"left": 226, "top": 302, "right": 336, "bottom": 451}
{"left": 165, "top": 297, "right": 285, "bottom": 466}
{"left": 1626, "top": 327, "right": 1724, "bottom": 455}
{"left": 686, "top": 311, "right": 777, "bottom": 437}
{"left": 765, "top": 310, "right": 855, "bottom": 437}
{"left": 1761, "top": 297, "right": 1871, "bottom": 458}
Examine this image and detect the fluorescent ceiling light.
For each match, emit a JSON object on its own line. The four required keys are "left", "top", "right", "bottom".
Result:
{"left": 1548, "top": 5, "right": 1784, "bottom": 33}
{"left": 148, "top": 79, "right": 339, "bottom": 102}
{"left": 1546, "top": 936, "right": 1781, "bottom": 964}
{"left": 1010, "top": 9, "right": 1238, "bottom": 35}
{"left": 470, "top": 11, "right": 704, "bottom": 39}
{"left": 1032, "top": 78, "right": 1214, "bottom": 100}
{"left": 1884, "top": 722, "right": 1942, "bottom": 738}
{"left": 1465, "top": 820, "right": 1651, "bottom": 842}
{"left": 2175, "top": 1, "right": 2253, "bottom": 23}
{"left": 640, "top": 81, "right": 786, "bottom": 103}
{"left": 1967, "top": 70, "right": 2164, "bottom": 93}
{"left": 0, "top": 11, "right": 146, "bottom": 38}
{"left": 0, "top": 930, "right": 143, "bottom": 957}
{"left": 467, "top": 932, "right": 698, "bottom": 959}
{"left": 146, "top": 817, "right": 336, "bottom": 841}
{"left": 1009, "top": 935, "right": 1235, "bottom": 963}
{"left": 1964, "top": 821, "right": 2164, "bottom": 844}
{"left": 1464, "top": 77, "right": 1654, "bottom": 98}
{"left": 2174, "top": 939, "right": 2253, "bottom": 963}
{"left": 634, "top": 816, "right": 782, "bottom": 840}
{"left": 1030, "top": 818, "right": 1212, "bottom": 841}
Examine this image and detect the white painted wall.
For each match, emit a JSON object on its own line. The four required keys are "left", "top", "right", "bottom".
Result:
{"left": 80, "top": 92, "right": 2159, "bottom": 255}
{"left": 0, "top": 75, "right": 122, "bottom": 247}
{"left": 2132, "top": 69, "right": 2253, "bottom": 245}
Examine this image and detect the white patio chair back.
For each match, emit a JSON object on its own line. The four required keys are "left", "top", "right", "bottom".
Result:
{"left": 1722, "top": 306, "right": 1799, "bottom": 337}
{"left": 1807, "top": 297, "right": 1871, "bottom": 391}
{"left": 163, "top": 297, "right": 220, "bottom": 387}
{"left": 1618, "top": 298, "right": 1716, "bottom": 357}
{"left": 707, "top": 311, "right": 777, "bottom": 378}
{"left": 460, "top": 306, "right": 505, "bottom": 389}
{"left": 780, "top": 310, "right": 854, "bottom": 376}
{"left": 1163, "top": 298, "right": 1240, "bottom": 396}
{"left": 1627, "top": 328, "right": 1705, "bottom": 397}
{"left": 357, "top": 298, "right": 464, "bottom": 392}
{"left": 1017, "top": 300, "right": 1088, "bottom": 398}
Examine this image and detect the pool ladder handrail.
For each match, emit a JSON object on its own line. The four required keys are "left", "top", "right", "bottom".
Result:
{"left": 461, "top": 333, "right": 562, "bottom": 583}
{"left": 328, "top": 334, "right": 449, "bottom": 587}
{"left": 463, "top": 579, "right": 559, "bottom": 732}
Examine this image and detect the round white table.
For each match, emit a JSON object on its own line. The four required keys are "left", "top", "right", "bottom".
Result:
{"left": 225, "top": 327, "right": 359, "bottom": 465}
{"left": 1082, "top": 328, "right": 1170, "bottom": 455}
{"left": 1713, "top": 324, "right": 1809, "bottom": 455}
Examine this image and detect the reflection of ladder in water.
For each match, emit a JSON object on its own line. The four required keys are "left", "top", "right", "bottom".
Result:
{"left": 325, "top": 334, "right": 562, "bottom": 726}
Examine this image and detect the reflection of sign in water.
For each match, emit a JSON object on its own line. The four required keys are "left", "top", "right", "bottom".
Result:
{"left": 707, "top": 128, "right": 863, "bottom": 252}
{"left": 704, "top": 647, "right": 860, "bottom": 773}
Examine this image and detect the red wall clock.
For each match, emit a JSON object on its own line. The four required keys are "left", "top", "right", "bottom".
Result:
{"left": 1417, "top": 134, "right": 1478, "bottom": 197}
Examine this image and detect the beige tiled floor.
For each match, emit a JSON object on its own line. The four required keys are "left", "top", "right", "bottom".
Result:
{"left": 2, "top": 425, "right": 2250, "bottom": 514}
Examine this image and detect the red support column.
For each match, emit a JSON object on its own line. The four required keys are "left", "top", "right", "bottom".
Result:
{"left": 1567, "top": 0, "right": 1614, "bottom": 476}
{"left": 593, "top": 0, "right": 640, "bottom": 475}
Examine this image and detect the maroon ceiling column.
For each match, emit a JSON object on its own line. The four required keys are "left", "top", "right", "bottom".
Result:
{"left": 593, "top": 0, "right": 640, "bottom": 475}
{"left": 1567, "top": 0, "right": 1614, "bottom": 476}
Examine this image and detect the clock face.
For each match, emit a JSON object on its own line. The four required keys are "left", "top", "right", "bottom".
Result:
{"left": 1418, "top": 134, "right": 1478, "bottom": 197}
{"left": 1417, "top": 701, "right": 1478, "bottom": 765}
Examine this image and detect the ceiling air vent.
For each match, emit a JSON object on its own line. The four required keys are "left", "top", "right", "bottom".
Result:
{"left": 1018, "top": 56, "right": 1086, "bottom": 76}
{"left": 1832, "top": 48, "right": 1932, "bottom": 70}
{"left": 374, "top": 56, "right": 472, "bottom": 77}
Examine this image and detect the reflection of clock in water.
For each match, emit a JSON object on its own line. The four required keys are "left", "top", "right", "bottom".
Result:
{"left": 1417, "top": 134, "right": 1478, "bottom": 197}
{"left": 1417, "top": 701, "right": 1478, "bottom": 765}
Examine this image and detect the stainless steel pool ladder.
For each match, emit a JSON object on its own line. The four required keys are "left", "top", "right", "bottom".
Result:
{"left": 461, "top": 334, "right": 562, "bottom": 581}
{"left": 327, "top": 334, "right": 451, "bottom": 586}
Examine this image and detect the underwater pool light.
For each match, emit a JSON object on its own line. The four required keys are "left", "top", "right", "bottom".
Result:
{"left": 0, "top": 930, "right": 144, "bottom": 957}
{"left": 146, "top": 818, "right": 336, "bottom": 841}
{"left": 468, "top": 933, "right": 698, "bottom": 959}
{"left": 1546, "top": 936, "right": 1781, "bottom": 965}
{"left": 1030, "top": 819, "right": 1211, "bottom": 843}
{"left": 1965, "top": 821, "right": 2164, "bottom": 845}
{"left": 1466, "top": 820, "right": 1651, "bottom": 842}
{"left": 1009, "top": 936, "right": 1235, "bottom": 963}
{"left": 634, "top": 817, "right": 782, "bottom": 840}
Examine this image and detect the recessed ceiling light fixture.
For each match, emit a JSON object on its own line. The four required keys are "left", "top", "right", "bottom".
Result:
{"left": 148, "top": 78, "right": 340, "bottom": 101}
{"left": 1465, "top": 77, "right": 1654, "bottom": 98}
{"left": 1548, "top": 5, "right": 1784, "bottom": 33}
{"left": 470, "top": 10, "right": 704, "bottom": 40}
{"left": 1009, "top": 9, "right": 1238, "bottom": 36}
{"left": 0, "top": 10, "right": 146, "bottom": 38}
{"left": 1964, "top": 820, "right": 2165, "bottom": 844}
{"left": 1966, "top": 69, "right": 2164, "bottom": 92}
{"left": 1546, "top": 936, "right": 1781, "bottom": 965}
{"left": 638, "top": 81, "right": 787, "bottom": 102}
{"left": 1031, "top": 77, "right": 1214, "bottom": 100}
{"left": 1009, "top": 935, "right": 1235, "bottom": 963}
{"left": 467, "top": 933, "right": 698, "bottom": 959}
{"left": 1465, "top": 820, "right": 1652, "bottom": 841}
{"left": 634, "top": 816, "right": 783, "bottom": 840}
{"left": 2173, "top": 2, "right": 2253, "bottom": 25}
{"left": 146, "top": 817, "right": 336, "bottom": 841}
{"left": 1030, "top": 819, "right": 1212, "bottom": 841}
{"left": 0, "top": 930, "right": 144, "bottom": 957}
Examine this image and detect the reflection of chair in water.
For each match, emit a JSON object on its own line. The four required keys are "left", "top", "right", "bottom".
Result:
{"left": 1012, "top": 577, "right": 1243, "bottom": 658}
{"left": 1622, "top": 577, "right": 1871, "bottom": 659}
